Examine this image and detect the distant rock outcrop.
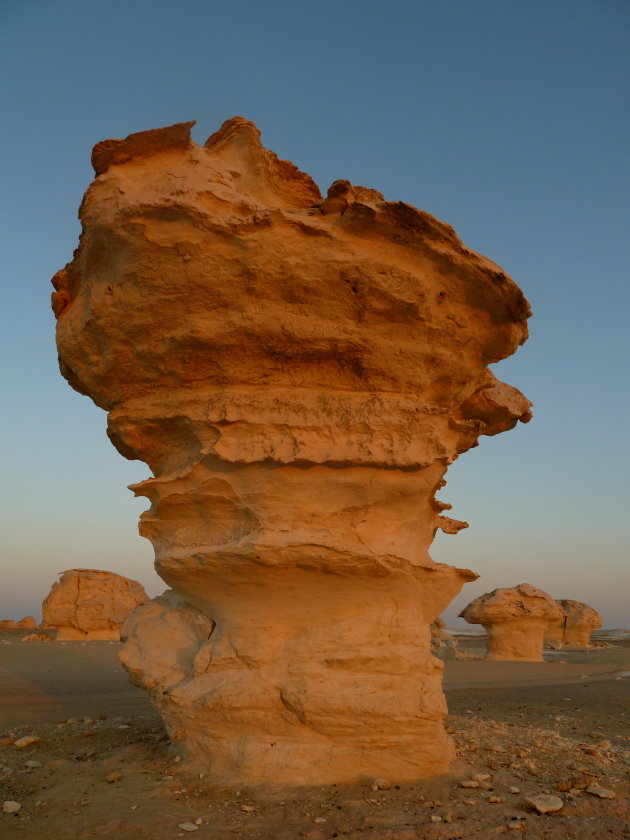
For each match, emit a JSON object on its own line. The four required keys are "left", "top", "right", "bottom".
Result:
{"left": 0, "top": 617, "right": 36, "bottom": 630}
{"left": 460, "top": 584, "right": 565, "bottom": 661}
{"left": 15, "top": 616, "right": 36, "bottom": 629}
{"left": 545, "top": 599, "right": 602, "bottom": 649}
{"left": 0, "top": 620, "right": 16, "bottom": 630}
{"left": 430, "top": 617, "right": 458, "bottom": 657}
{"left": 53, "top": 117, "right": 531, "bottom": 785}
{"left": 42, "top": 569, "right": 147, "bottom": 640}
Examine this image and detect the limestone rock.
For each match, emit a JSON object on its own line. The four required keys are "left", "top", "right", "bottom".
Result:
{"left": 460, "top": 584, "right": 564, "bottom": 661}
{"left": 525, "top": 794, "right": 564, "bottom": 814}
{"left": 430, "top": 616, "right": 448, "bottom": 643}
{"left": 53, "top": 117, "right": 531, "bottom": 785}
{"left": 15, "top": 616, "right": 36, "bottom": 629}
{"left": 585, "top": 784, "right": 615, "bottom": 799}
{"left": 545, "top": 599, "right": 602, "bottom": 649}
{"left": 430, "top": 617, "right": 458, "bottom": 658}
{"left": 42, "top": 569, "right": 147, "bottom": 640}
{"left": 0, "top": 617, "right": 36, "bottom": 631}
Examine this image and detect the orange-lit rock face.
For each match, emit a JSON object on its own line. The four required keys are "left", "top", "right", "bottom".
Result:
{"left": 53, "top": 118, "right": 531, "bottom": 785}
{"left": 42, "top": 569, "right": 147, "bottom": 640}
{"left": 460, "top": 584, "right": 564, "bottom": 662}
{"left": 545, "top": 599, "right": 602, "bottom": 649}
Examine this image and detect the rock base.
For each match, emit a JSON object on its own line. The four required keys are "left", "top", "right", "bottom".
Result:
{"left": 121, "top": 561, "right": 472, "bottom": 786}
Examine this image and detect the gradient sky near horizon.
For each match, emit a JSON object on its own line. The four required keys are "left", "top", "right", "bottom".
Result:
{"left": 1, "top": 1, "right": 628, "bottom": 627}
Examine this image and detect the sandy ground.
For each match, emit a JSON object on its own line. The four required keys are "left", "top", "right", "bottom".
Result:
{"left": 1, "top": 632, "right": 628, "bottom": 839}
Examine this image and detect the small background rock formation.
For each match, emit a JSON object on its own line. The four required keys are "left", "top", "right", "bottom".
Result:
{"left": 430, "top": 617, "right": 458, "bottom": 659}
{"left": 430, "top": 616, "right": 449, "bottom": 646}
{"left": 42, "top": 569, "right": 147, "bottom": 640}
{"left": 0, "top": 617, "right": 36, "bottom": 630}
{"left": 545, "top": 599, "right": 603, "bottom": 649}
{"left": 460, "top": 584, "right": 564, "bottom": 661}
{"left": 53, "top": 118, "right": 531, "bottom": 785}
{"left": 15, "top": 616, "right": 36, "bottom": 629}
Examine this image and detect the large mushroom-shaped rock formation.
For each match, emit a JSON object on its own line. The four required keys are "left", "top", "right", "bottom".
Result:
{"left": 545, "top": 599, "right": 602, "bottom": 649}
{"left": 51, "top": 118, "right": 531, "bottom": 785}
{"left": 42, "top": 569, "right": 147, "bottom": 640}
{"left": 460, "top": 584, "right": 565, "bottom": 661}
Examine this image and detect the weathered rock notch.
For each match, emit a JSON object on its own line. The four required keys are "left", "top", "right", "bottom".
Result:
{"left": 460, "top": 584, "right": 563, "bottom": 661}
{"left": 52, "top": 117, "right": 531, "bottom": 785}
{"left": 545, "top": 599, "right": 602, "bottom": 649}
{"left": 42, "top": 569, "right": 147, "bottom": 640}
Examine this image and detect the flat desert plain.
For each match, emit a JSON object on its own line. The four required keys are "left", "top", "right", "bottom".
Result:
{"left": 1, "top": 631, "right": 628, "bottom": 839}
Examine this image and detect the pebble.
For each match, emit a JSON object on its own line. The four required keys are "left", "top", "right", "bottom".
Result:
{"left": 508, "top": 787, "right": 520, "bottom": 794}
{"left": 177, "top": 823, "right": 199, "bottom": 832}
{"left": 471, "top": 773, "right": 491, "bottom": 781}
{"left": 105, "top": 771, "right": 123, "bottom": 783}
{"left": 240, "top": 805, "right": 254, "bottom": 812}
{"left": 313, "top": 817, "right": 327, "bottom": 823}
{"left": 459, "top": 780, "right": 479, "bottom": 788}
{"left": 14, "top": 735, "right": 41, "bottom": 749}
{"left": 508, "top": 822, "right": 524, "bottom": 831}
{"left": 430, "top": 815, "right": 442, "bottom": 823}
{"left": 525, "top": 794, "right": 564, "bottom": 814}
{"left": 2, "top": 801, "right": 21, "bottom": 814}
{"left": 372, "top": 777, "right": 391, "bottom": 790}
{"left": 25, "top": 760, "right": 42, "bottom": 769}
{"left": 586, "top": 784, "right": 616, "bottom": 799}
{"left": 487, "top": 796, "right": 502, "bottom": 803}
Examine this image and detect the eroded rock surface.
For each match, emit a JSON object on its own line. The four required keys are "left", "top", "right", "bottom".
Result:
{"left": 52, "top": 117, "right": 531, "bottom": 785}
{"left": 460, "top": 584, "right": 564, "bottom": 661}
{"left": 42, "top": 569, "right": 147, "bottom": 640}
{"left": 545, "top": 599, "right": 603, "bottom": 649}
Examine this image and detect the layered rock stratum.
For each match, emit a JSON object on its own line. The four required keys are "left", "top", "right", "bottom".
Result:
{"left": 460, "top": 583, "right": 564, "bottom": 661}
{"left": 52, "top": 117, "right": 531, "bottom": 785}
{"left": 545, "top": 599, "right": 602, "bottom": 648}
{"left": 42, "top": 569, "right": 147, "bottom": 640}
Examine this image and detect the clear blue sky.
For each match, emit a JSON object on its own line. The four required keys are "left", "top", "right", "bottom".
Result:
{"left": 1, "top": 1, "right": 628, "bottom": 626}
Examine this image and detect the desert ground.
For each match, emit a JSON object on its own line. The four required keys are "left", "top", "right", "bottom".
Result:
{"left": 1, "top": 631, "right": 628, "bottom": 840}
